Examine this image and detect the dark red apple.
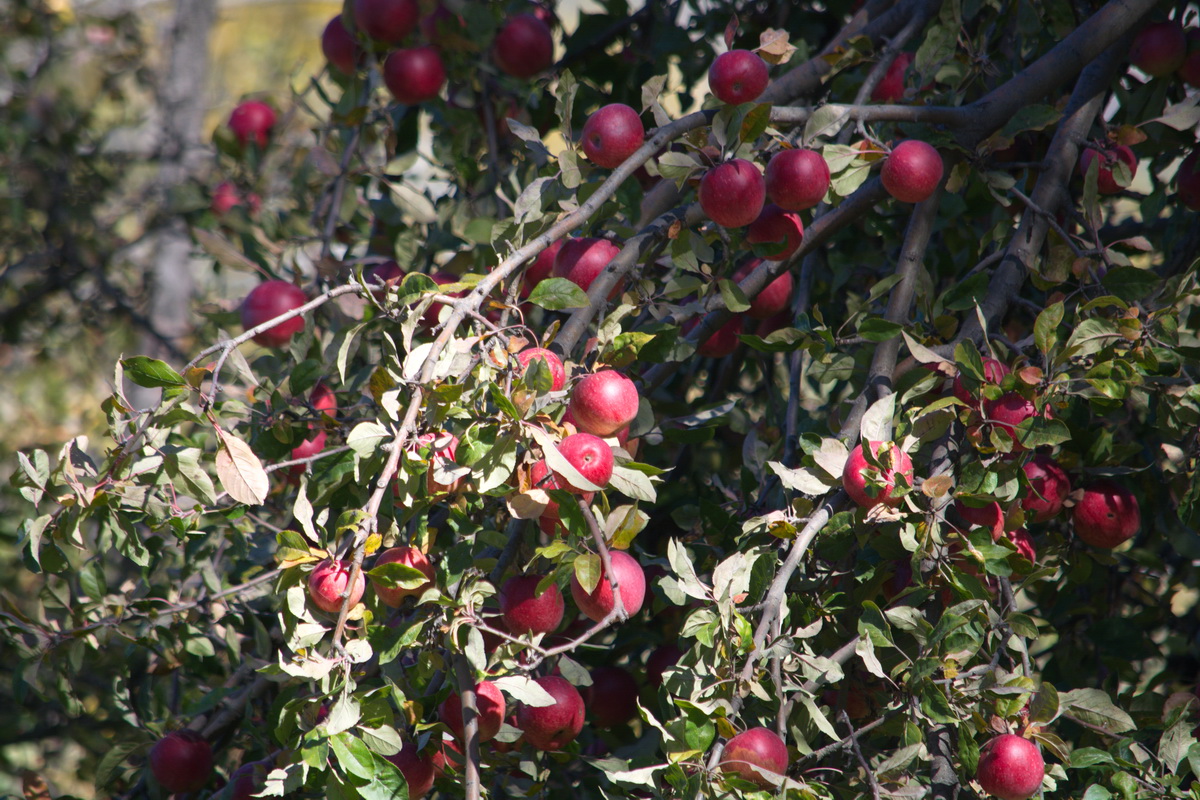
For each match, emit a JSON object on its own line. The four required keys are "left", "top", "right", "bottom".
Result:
{"left": 430, "top": 735, "right": 463, "bottom": 777}
{"left": 581, "top": 103, "right": 645, "bottom": 169}
{"left": 733, "top": 259, "right": 793, "bottom": 320}
{"left": 1073, "top": 479, "right": 1140, "bottom": 549}
{"left": 240, "top": 280, "right": 307, "bottom": 348}
{"left": 584, "top": 666, "right": 639, "bottom": 728}
{"left": 552, "top": 237, "right": 623, "bottom": 296}
{"left": 516, "top": 347, "right": 566, "bottom": 391}
{"left": 364, "top": 259, "right": 406, "bottom": 298}
{"left": 420, "top": 4, "right": 465, "bottom": 45}
{"left": 353, "top": 0, "right": 418, "bottom": 44}
{"left": 1008, "top": 528, "right": 1036, "bottom": 565}
{"left": 684, "top": 314, "right": 745, "bottom": 358}
{"left": 439, "top": 679, "right": 506, "bottom": 743}
{"left": 953, "top": 356, "right": 1011, "bottom": 405}
{"left": 870, "top": 52, "right": 914, "bottom": 103}
{"left": 983, "top": 392, "right": 1051, "bottom": 452}
{"left": 568, "top": 370, "right": 640, "bottom": 437}
{"left": 955, "top": 499, "right": 1005, "bottom": 541}
{"left": 746, "top": 203, "right": 804, "bottom": 260}
{"left": 521, "top": 240, "right": 563, "bottom": 298}
{"left": 515, "top": 675, "right": 585, "bottom": 750}
{"left": 708, "top": 49, "right": 769, "bottom": 105}
{"left": 700, "top": 158, "right": 766, "bottom": 228}
{"left": 148, "top": 730, "right": 213, "bottom": 794}
{"left": 385, "top": 739, "right": 435, "bottom": 799}
{"left": 228, "top": 100, "right": 276, "bottom": 149}
{"left": 1079, "top": 145, "right": 1137, "bottom": 195}
{"left": 570, "top": 549, "right": 646, "bottom": 621}
{"left": 1021, "top": 455, "right": 1070, "bottom": 522}
{"left": 975, "top": 734, "right": 1044, "bottom": 800}
{"left": 720, "top": 727, "right": 789, "bottom": 789}
{"left": 842, "top": 441, "right": 914, "bottom": 509}
{"left": 645, "top": 644, "right": 684, "bottom": 687}
{"left": 764, "top": 148, "right": 830, "bottom": 211}
{"left": 1180, "top": 29, "right": 1200, "bottom": 87}
{"left": 371, "top": 546, "right": 435, "bottom": 606}
{"left": 228, "top": 765, "right": 259, "bottom": 800}
{"left": 493, "top": 14, "right": 554, "bottom": 78}
{"left": 1130, "top": 20, "right": 1186, "bottom": 77}
{"left": 322, "top": 15, "right": 362, "bottom": 75}
{"left": 420, "top": 270, "right": 460, "bottom": 330}
{"left": 384, "top": 46, "right": 446, "bottom": 105}
{"left": 882, "top": 140, "right": 944, "bottom": 203}
{"left": 499, "top": 575, "right": 565, "bottom": 635}
{"left": 308, "top": 559, "right": 366, "bottom": 614}
{"left": 212, "top": 181, "right": 244, "bottom": 216}
{"left": 1176, "top": 149, "right": 1200, "bottom": 211}
{"left": 553, "top": 433, "right": 614, "bottom": 491}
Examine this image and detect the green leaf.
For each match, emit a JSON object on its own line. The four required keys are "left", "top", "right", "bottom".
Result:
{"left": 718, "top": 279, "right": 751, "bottom": 313}
{"left": 1069, "top": 747, "right": 1115, "bottom": 768}
{"left": 330, "top": 732, "right": 377, "bottom": 780}
{"left": 121, "top": 356, "right": 185, "bottom": 388}
{"left": 857, "top": 316, "right": 904, "bottom": 342}
{"left": 1101, "top": 266, "right": 1159, "bottom": 303}
{"left": 1035, "top": 301, "right": 1064, "bottom": 355}
{"left": 999, "top": 104, "right": 1063, "bottom": 139}
{"left": 573, "top": 552, "right": 601, "bottom": 594}
{"left": 366, "top": 562, "right": 433, "bottom": 590}
{"left": 527, "top": 277, "right": 589, "bottom": 310}
{"left": 1060, "top": 688, "right": 1136, "bottom": 733}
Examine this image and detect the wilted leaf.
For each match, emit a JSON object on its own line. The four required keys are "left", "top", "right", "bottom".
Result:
{"left": 756, "top": 28, "right": 797, "bottom": 64}
{"left": 214, "top": 427, "right": 268, "bottom": 505}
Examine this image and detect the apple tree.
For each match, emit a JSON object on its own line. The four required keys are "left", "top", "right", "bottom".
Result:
{"left": 7, "top": 0, "right": 1200, "bottom": 799}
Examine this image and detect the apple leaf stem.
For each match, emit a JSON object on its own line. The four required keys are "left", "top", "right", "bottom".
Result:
{"left": 452, "top": 655, "right": 483, "bottom": 800}
{"left": 839, "top": 709, "right": 882, "bottom": 800}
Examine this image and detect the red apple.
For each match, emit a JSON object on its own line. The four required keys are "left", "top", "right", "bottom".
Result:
{"left": 842, "top": 441, "right": 914, "bottom": 509}
{"left": 1021, "top": 455, "right": 1070, "bottom": 522}
{"left": 364, "top": 259, "right": 406, "bottom": 298}
{"left": 1078, "top": 145, "right": 1137, "bottom": 195}
{"left": 229, "top": 765, "right": 259, "bottom": 800}
{"left": 241, "top": 280, "right": 307, "bottom": 348}
{"left": 420, "top": 270, "right": 460, "bottom": 330}
{"left": 1180, "top": 30, "right": 1200, "bottom": 87}
{"left": 700, "top": 158, "right": 766, "bottom": 228}
{"left": 1008, "top": 528, "right": 1036, "bottom": 565}
{"left": 645, "top": 644, "right": 684, "bottom": 687}
{"left": 581, "top": 103, "right": 645, "bottom": 169}
{"left": 439, "top": 679, "right": 506, "bottom": 743}
{"left": 708, "top": 50, "right": 769, "bottom": 104}
{"left": 553, "top": 433, "right": 614, "bottom": 491}
{"left": 955, "top": 499, "right": 1005, "bottom": 541}
{"left": 310, "top": 381, "right": 337, "bottom": 419}
{"left": 720, "top": 727, "right": 789, "bottom": 789}
{"left": 212, "top": 181, "right": 243, "bottom": 216}
{"left": 148, "top": 730, "right": 213, "bottom": 794}
{"left": 322, "top": 15, "right": 362, "bottom": 75}
{"left": 568, "top": 370, "right": 640, "bottom": 437}
{"left": 746, "top": 203, "right": 804, "bottom": 260}
{"left": 684, "top": 314, "right": 744, "bottom": 358}
{"left": 515, "top": 675, "right": 585, "bottom": 751}
{"left": 983, "top": 392, "right": 1051, "bottom": 452}
{"left": 308, "top": 559, "right": 366, "bottom": 614}
{"left": 411, "top": 432, "right": 460, "bottom": 495}
{"left": 570, "top": 549, "right": 646, "bottom": 621}
{"left": 953, "top": 356, "right": 1011, "bottom": 405}
{"left": 1176, "top": 149, "right": 1200, "bottom": 211}
{"left": 521, "top": 240, "right": 563, "bottom": 298}
{"left": 529, "top": 458, "right": 595, "bottom": 527}
{"left": 870, "top": 52, "right": 914, "bottom": 103}
{"left": 384, "top": 46, "right": 446, "bottom": 105}
{"left": 228, "top": 100, "right": 276, "bottom": 149}
{"left": 1130, "top": 20, "right": 1186, "bottom": 77}
{"left": 516, "top": 347, "right": 566, "bottom": 391}
{"left": 975, "top": 734, "right": 1044, "bottom": 800}
{"left": 1073, "top": 479, "right": 1140, "bottom": 549}
{"left": 882, "top": 140, "right": 944, "bottom": 203}
{"left": 371, "top": 546, "right": 435, "bottom": 606}
{"left": 353, "top": 0, "right": 418, "bottom": 44}
{"left": 430, "top": 735, "right": 463, "bottom": 777}
{"left": 493, "top": 14, "right": 554, "bottom": 78}
{"left": 385, "top": 739, "right": 435, "bottom": 799}
{"left": 499, "top": 575, "right": 565, "bottom": 635}
{"left": 552, "top": 237, "right": 623, "bottom": 297}
{"left": 765, "top": 148, "right": 830, "bottom": 211}
{"left": 733, "top": 259, "right": 793, "bottom": 320}
{"left": 584, "top": 666, "right": 639, "bottom": 729}
{"left": 420, "top": 4, "right": 465, "bottom": 45}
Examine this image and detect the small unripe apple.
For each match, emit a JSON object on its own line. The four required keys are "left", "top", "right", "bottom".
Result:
{"left": 499, "top": 574, "right": 564, "bottom": 635}
{"left": 584, "top": 666, "right": 639, "bottom": 729}
{"left": 746, "top": 204, "right": 804, "bottom": 260}
{"left": 439, "top": 680, "right": 506, "bottom": 743}
{"left": 1073, "top": 479, "right": 1140, "bottom": 549}
{"left": 308, "top": 559, "right": 366, "bottom": 613}
{"left": 554, "top": 432, "right": 614, "bottom": 491}
{"left": 881, "top": 140, "right": 944, "bottom": 203}
{"left": 228, "top": 100, "right": 276, "bottom": 149}
{"left": 842, "top": 441, "right": 914, "bottom": 509}
{"left": 1021, "top": 455, "right": 1070, "bottom": 522}
{"left": 684, "top": 314, "right": 745, "bottom": 358}
{"left": 975, "top": 733, "right": 1044, "bottom": 800}
{"left": 720, "top": 727, "right": 789, "bottom": 789}
{"left": 708, "top": 50, "right": 769, "bottom": 104}
{"left": 983, "top": 392, "right": 1051, "bottom": 452}
{"left": 733, "top": 259, "right": 794, "bottom": 320}
{"left": 353, "top": 0, "right": 418, "bottom": 44}
{"left": 514, "top": 675, "right": 585, "bottom": 751}
{"left": 385, "top": 739, "right": 434, "bottom": 799}
{"left": 568, "top": 370, "right": 640, "bottom": 437}
{"left": 700, "top": 159, "right": 766, "bottom": 228}
{"left": 1176, "top": 150, "right": 1200, "bottom": 211}
{"left": 148, "top": 730, "right": 213, "bottom": 794}
{"left": 870, "top": 52, "right": 914, "bottom": 103}
{"left": 581, "top": 103, "right": 645, "bottom": 169}
{"left": 1130, "top": 20, "right": 1186, "bottom": 77}
{"left": 371, "top": 546, "right": 435, "bottom": 606}
{"left": 552, "top": 237, "right": 623, "bottom": 296}
{"left": 570, "top": 549, "right": 646, "bottom": 621}
{"left": 493, "top": 14, "right": 554, "bottom": 78}
{"left": 953, "top": 356, "right": 1011, "bottom": 405}
{"left": 384, "top": 46, "right": 446, "bottom": 105}
{"left": 516, "top": 347, "right": 566, "bottom": 391}
{"left": 240, "top": 280, "right": 307, "bottom": 348}
{"left": 521, "top": 241, "right": 563, "bottom": 298}
{"left": 1078, "top": 145, "right": 1137, "bottom": 195}
{"left": 764, "top": 148, "right": 830, "bottom": 211}
{"left": 322, "top": 15, "right": 362, "bottom": 75}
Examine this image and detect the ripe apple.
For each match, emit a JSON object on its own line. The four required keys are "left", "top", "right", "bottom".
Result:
{"left": 384, "top": 46, "right": 446, "bottom": 105}
{"left": 148, "top": 730, "right": 213, "bottom": 794}
{"left": 228, "top": 100, "right": 276, "bottom": 149}
{"left": 430, "top": 734, "right": 463, "bottom": 777}
{"left": 955, "top": 499, "right": 1005, "bottom": 541}
{"left": 241, "top": 280, "right": 307, "bottom": 348}
{"left": 581, "top": 103, "right": 645, "bottom": 169}
{"left": 881, "top": 140, "right": 944, "bottom": 203}
{"left": 584, "top": 666, "right": 639, "bottom": 728}
{"left": 308, "top": 559, "right": 366, "bottom": 614}
{"left": 646, "top": 644, "right": 684, "bottom": 687}
{"left": 521, "top": 240, "right": 563, "bottom": 298}
{"left": 1130, "top": 19, "right": 1186, "bottom": 77}
{"left": 870, "top": 52, "right": 914, "bottom": 103}
{"left": 1021, "top": 454, "right": 1070, "bottom": 522}
{"left": 499, "top": 574, "right": 565, "bottom": 635}
{"left": 1078, "top": 145, "right": 1137, "bottom": 194}
{"left": 420, "top": 4, "right": 465, "bottom": 45}
{"left": 493, "top": 13, "right": 554, "bottom": 78}
{"left": 719, "top": 727, "right": 789, "bottom": 789}
{"left": 568, "top": 370, "right": 639, "bottom": 437}
{"left": 371, "top": 546, "right": 435, "bottom": 606}
{"left": 529, "top": 459, "right": 594, "bottom": 527}
{"left": 411, "top": 432, "right": 460, "bottom": 495}
{"left": 1180, "top": 30, "right": 1200, "bottom": 87}
{"left": 212, "top": 181, "right": 244, "bottom": 216}
{"left": 708, "top": 49, "right": 769, "bottom": 104}
{"left": 514, "top": 675, "right": 585, "bottom": 751}
{"left": 842, "top": 441, "right": 914, "bottom": 509}
{"left": 1176, "top": 150, "right": 1200, "bottom": 211}
{"left": 953, "top": 356, "right": 1010, "bottom": 405}
{"left": 764, "top": 148, "right": 830, "bottom": 211}
{"left": 229, "top": 765, "right": 259, "bottom": 800}
{"left": 684, "top": 314, "right": 745, "bottom": 358}
{"left": 385, "top": 739, "right": 435, "bottom": 799}
{"left": 553, "top": 432, "right": 614, "bottom": 491}
{"left": 1008, "top": 528, "right": 1036, "bottom": 565}
{"left": 733, "top": 259, "right": 794, "bottom": 320}
{"left": 570, "top": 549, "right": 646, "bottom": 621}
{"left": 420, "top": 270, "right": 460, "bottom": 330}
{"left": 439, "top": 679, "right": 506, "bottom": 743}
{"left": 516, "top": 347, "right": 566, "bottom": 391}
{"left": 364, "top": 259, "right": 406, "bottom": 298}
{"left": 700, "top": 158, "right": 766, "bottom": 228}
{"left": 322, "top": 15, "right": 361, "bottom": 75}
{"left": 983, "top": 392, "right": 1051, "bottom": 452}
{"left": 1073, "top": 479, "right": 1140, "bottom": 548}
{"left": 746, "top": 204, "right": 804, "bottom": 260}
{"left": 975, "top": 733, "right": 1044, "bottom": 800}
{"left": 353, "top": 0, "right": 418, "bottom": 44}
{"left": 552, "top": 237, "right": 623, "bottom": 296}
{"left": 310, "top": 381, "right": 337, "bottom": 420}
